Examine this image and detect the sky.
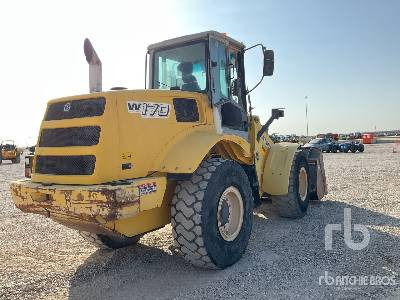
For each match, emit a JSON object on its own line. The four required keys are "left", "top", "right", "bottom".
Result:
{"left": 0, "top": 0, "right": 399, "bottom": 146}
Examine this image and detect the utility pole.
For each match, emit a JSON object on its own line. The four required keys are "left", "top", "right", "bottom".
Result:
{"left": 305, "top": 96, "right": 309, "bottom": 137}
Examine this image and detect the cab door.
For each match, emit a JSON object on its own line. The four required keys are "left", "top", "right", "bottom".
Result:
{"left": 209, "top": 38, "right": 247, "bottom": 132}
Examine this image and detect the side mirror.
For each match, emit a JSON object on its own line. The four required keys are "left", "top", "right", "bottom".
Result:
{"left": 271, "top": 107, "right": 284, "bottom": 119}
{"left": 263, "top": 49, "right": 274, "bottom": 76}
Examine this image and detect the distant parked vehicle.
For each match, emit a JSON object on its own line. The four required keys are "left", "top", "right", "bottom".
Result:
{"left": 339, "top": 141, "right": 364, "bottom": 153}
{"left": 303, "top": 138, "right": 339, "bottom": 153}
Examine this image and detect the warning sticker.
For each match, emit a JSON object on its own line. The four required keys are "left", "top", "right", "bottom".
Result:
{"left": 137, "top": 182, "right": 157, "bottom": 196}
{"left": 127, "top": 101, "right": 170, "bottom": 118}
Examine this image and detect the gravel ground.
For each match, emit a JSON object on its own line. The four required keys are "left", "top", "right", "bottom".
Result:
{"left": 0, "top": 143, "right": 399, "bottom": 299}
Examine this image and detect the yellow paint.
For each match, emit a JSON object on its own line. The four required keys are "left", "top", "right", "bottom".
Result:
{"left": 1, "top": 149, "right": 18, "bottom": 160}
{"left": 153, "top": 127, "right": 252, "bottom": 173}
{"left": 31, "top": 90, "right": 251, "bottom": 185}
{"left": 248, "top": 116, "right": 274, "bottom": 196}
{"left": 10, "top": 88, "right": 305, "bottom": 238}
{"left": 261, "top": 142, "right": 299, "bottom": 195}
{"left": 10, "top": 176, "right": 169, "bottom": 237}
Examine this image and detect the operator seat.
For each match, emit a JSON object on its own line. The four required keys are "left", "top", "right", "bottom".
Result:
{"left": 178, "top": 62, "right": 200, "bottom": 92}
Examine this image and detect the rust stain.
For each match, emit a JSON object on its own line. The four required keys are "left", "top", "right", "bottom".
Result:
{"left": 63, "top": 190, "right": 72, "bottom": 208}
{"left": 10, "top": 182, "right": 142, "bottom": 230}
{"left": 99, "top": 189, "right": 116, "bottom": 203}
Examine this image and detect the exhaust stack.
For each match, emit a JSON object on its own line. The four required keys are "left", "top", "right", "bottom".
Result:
{"left": 84, "top": 38, "right": 102, "bottom": 93}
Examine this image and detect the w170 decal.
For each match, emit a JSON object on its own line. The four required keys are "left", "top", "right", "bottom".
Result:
{"left": 127, "top": 101, "right": 170, "bottom": 118}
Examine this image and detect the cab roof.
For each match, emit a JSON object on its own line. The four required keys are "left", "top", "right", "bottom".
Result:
{"left": 147, "top": 31, "right": 245, "bottom": 52}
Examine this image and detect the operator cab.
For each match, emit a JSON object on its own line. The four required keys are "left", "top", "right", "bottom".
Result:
{"left": 147, "top": 31, "right": 273, "bottom": 138}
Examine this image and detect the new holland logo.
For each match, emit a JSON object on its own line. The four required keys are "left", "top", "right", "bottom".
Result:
{"left": 127, "top": 101, "right": 170, "bottom": 118}
{"left": 63, "top": 102, "right": 71, "bottom": 112}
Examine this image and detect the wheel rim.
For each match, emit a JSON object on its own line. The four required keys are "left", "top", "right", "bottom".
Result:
{"left": 298, "top": 167, "right": 308, "bottom": 201}
{"left": 217, "top": 186, "right": 244, "bottom": 242}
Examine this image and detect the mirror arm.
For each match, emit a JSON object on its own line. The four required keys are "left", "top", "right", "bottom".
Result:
{"left": 243, "top": 44, "right": 267, "bottom": 95}
{"left": 243, "top": 43, "right": 265, "bottom": 53}
{"left": 256, "top": 108, "right": 285, "bottom": 141}
{"left": 256, "top": 117, "right": 274, "bottom": 141}
{"left": 246, "top": 75, "right": 264, "bottom": 95}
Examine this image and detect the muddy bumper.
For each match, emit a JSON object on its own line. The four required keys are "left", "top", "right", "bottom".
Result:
{"left": 10, "top": 177, "right": 166, "bottom": 233}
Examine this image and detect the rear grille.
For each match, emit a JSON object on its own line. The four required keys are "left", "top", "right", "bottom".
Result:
{"left": 173, "top": 98, "right": 199, "bottom": 122}
{"left": 39, "top": 126, "right": 101, "bottom": 147}
{"left": 45, "top": 97, "right": 105, "bottom": 121}
{"left": 35, "top": 155, "right": 96, "bottom": 175}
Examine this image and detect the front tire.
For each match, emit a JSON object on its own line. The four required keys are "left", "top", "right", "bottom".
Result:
{"left": 171, "top": 157, "right": 253, "bottom": 269}
{"left": 271, "top": 151, "right": 310, "bottom": 218}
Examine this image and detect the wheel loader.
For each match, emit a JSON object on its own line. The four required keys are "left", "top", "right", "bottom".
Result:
{"left": 1, "top": 140, "right": 21, "bottom": 164}
{"left": 10, "top": 31, "right": 327, "bottom": 269}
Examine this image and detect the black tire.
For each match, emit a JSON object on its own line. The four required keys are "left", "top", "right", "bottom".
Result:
{"left": 331, "top": 146, "right": 337, "bottom": 153}
{"left": 271, "top": 151, "right": 310, "bottom": 218}
{"left": 358, "top": 144, "right": 364, "bottom": 152}
{"left": 171, "top": 157, "right": 253, "bottom": 269}
{"left": 79, "top": 231, "right": 141, "bottom": 249}
{"left": 350, "top": 144, "right": 357, "bottom": 153}
{"left": 344, "top": 148, "right": 349, "bottom": 153}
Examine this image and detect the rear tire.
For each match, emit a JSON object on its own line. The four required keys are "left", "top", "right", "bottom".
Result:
{"left": 271, "top": 151, "right": 310, "bottom": 218}
{"left": 358, "top": 144, "right": 364, "bottom": 152}
{"left": 350, "top": 144, "right": 357, "bottom": 153}
{"left": 171, "top": 157, "right": 253, "bottom": 269}
{"left": 79, "top": 231, "right": 141, "bottom": 249}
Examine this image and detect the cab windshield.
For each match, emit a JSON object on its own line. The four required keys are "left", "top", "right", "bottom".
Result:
{"left": 153, "top": 42, "right": 206, "bottom": 92}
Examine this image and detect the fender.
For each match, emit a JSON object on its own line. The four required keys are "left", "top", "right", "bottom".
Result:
{"left": 261, "top": 142, "right": 299, "bottom": 195}
{"left": 151, "top": 126, "right": 252, "bottom": 174}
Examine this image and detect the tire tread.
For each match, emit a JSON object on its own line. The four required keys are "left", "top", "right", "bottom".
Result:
{"left": 171, "top": 157, "right": 227, "bottom": 268}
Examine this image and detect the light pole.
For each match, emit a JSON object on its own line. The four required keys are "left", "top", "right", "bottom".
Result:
{"left": 305, "top": 96, "right": 309, "bottom": 137}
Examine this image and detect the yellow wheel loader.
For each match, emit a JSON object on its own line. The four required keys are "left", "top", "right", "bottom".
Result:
{"left": 1, "top": 140, "right": 21, "bottom": 164}
{"left": 10, "top": 31, "right": 327, "bottom": 269}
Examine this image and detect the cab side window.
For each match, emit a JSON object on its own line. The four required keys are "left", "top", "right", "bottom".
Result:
{"left": 217, "top": 42, "right": 229, "bottom": 98}
{"left": 229, "top": 50, "right": 240, "bottom": 104}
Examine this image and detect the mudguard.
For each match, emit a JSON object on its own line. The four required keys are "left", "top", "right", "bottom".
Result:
{"left": 262, "top": 143, "right": 327, "bottom": 199}
{"left": 302, "top": 147, "right": 328, "bottom": 200}
{"left": 152, "top": 127, "right": 252, "bottom": 174}
{"left": 262, "top": 143, "right": 299, "bottom": 195}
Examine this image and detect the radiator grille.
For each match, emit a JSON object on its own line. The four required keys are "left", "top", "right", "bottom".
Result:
{"left": 39, "top": 126, "right": 101, "bottom": 147}
{"left": 35, "top": 155, "right": 96, "bottom": 175}
{"left": 45, "top": 98, "right": 105, "bottom": 121}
